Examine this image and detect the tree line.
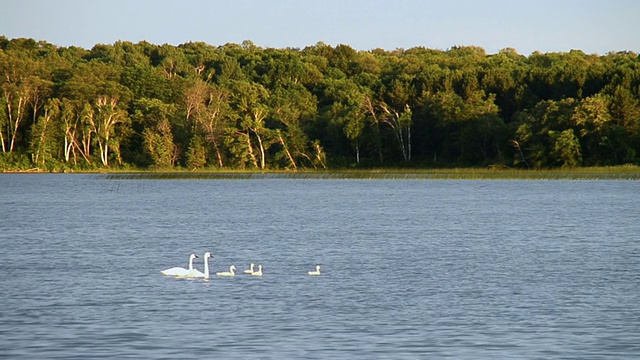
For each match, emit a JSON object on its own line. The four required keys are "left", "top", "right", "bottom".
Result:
{"left": 1, "top": 36, "right": 639, "bottom": 171}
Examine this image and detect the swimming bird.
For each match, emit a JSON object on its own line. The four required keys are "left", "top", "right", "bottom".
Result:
{"left": 308, "top": 265, "right": 321, "bottom": 276}
{"left": 243, "top": 263, "right": 255, "bottom": 274}
{"left": 161, "top": 253, "right": 198, "bottom": 277}
{"left": 251, "top": 264, "right": 263, "bottom": 277}
{"left": 190, "top": 252, "right": 213, "bottom": 279}
{"left": 216, "top": 265, "right": 236, "bottom": 277}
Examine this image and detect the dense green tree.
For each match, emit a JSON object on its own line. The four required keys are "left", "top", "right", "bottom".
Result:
{"left": 134, "top": 98, "right": 177, "bottom": 167}
{"left": 30, "top": 98, "right": 61, "bottom": 167}
{"left": 320, "top": 77, "right": 367, "bottom": 164}
{"left": 551, "top": 128, "right": 582, "bottom": 167}
{"left": 269, "top": 82, "right": 318, "bottom": 169}
{"left": 2, "top": 37, "right": 640, "bottom": 170}
{"left": 186, "top": 134, "right": 207, "bottom": 169}
{"left": 514, "top": 98, "right": 577, "bottom": 168}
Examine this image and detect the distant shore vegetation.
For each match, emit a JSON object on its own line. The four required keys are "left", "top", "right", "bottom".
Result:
{"left": 1, "top": 36, "right": 640, "bottom": 174}
{"left": 92, "top": 166, "right": 639, "bottom": 180}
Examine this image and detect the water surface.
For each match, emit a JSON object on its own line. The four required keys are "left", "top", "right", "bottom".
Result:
{"left": 1, "top": 175, "right": 638, "bottom": 358}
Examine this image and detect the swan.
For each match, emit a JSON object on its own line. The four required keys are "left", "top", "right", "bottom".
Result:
{"left": 161, "top": 253, "right": 198, "bottom": 277}
{"left": 308, "top": 265, "right": 321, "bottom": 276}
{"left": 243, "top": 263, "right": 255, "bottom": 274}
{"left": 187, "top": 252, "right": 212, "bottom": 279}
{"left": 216, "top": 265, "right": 236, "bottom": 277}
{"left": 251, "top": 264, "right": 263, "bottom": 277}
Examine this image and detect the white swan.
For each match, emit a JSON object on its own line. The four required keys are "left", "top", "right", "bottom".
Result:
{"left": 161, "top": 253, "right": 198, "bottom": 277}
{"left": 243, "top": 263, "right": 255, "bottom": 274}
{"left": 251, "top": 264, "right": 263, "bottom": 277}
{"left": 308, "top": 265, "right": 321, "bottom": 276}
{"left": 216, "top": 265, "right": 236, "bottom": 277}
{"left": 190, "top": 252, "right": 212, "bottom": 279}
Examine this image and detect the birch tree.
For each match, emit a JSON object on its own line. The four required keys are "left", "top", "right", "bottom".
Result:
{"left": 194, "top": 85, "right": 231, "bottom": 167}
{"left": 0, "top": 51, "right": 43, "bottom": 153}
{"left": 234, "top": 81, "right": 271, "bottom": 169}
{"left": 90, "top": 96, "right": 129, "bottom": 166}
{"left": 380, "top": 103, "right": 412, "bottom": 161}
{"left": 30, "top": 98, "right": 59, "bottom": 166}
{"left": 59, "top": 99, "right": 92, "bottom": 165}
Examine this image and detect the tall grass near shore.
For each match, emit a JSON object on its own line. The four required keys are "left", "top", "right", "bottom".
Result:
{"left": 98, "top": 166, "right": 640, "bottom": 180}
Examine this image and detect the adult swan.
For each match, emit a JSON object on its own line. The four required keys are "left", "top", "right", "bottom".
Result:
{"left": 190, "top": 252, "right": 213, "bottom": 279}
{"left": 161, "top": 253, "right": 198, "bottom": 277}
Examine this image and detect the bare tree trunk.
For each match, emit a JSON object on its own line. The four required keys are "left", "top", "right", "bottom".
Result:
{"left": 313, "top": 141, "right": 327, "bottom": 169}
{"left": 82, "top": 133, "right": 91, "bottom": 162}
{"left": 278, "top": 134, "right": 297, "bottom": 170}
{"left": 63, "top": 127, "right": 75, "bottom": 163}
{"left": 298, "top": 152, "right": 316, "bottom": 169}
{"left": 512, "top": 140, "right": 529, "bottom": 168}
{"left": 396, "top": 125, "right": 408, "bottom": 161}
{"left": 407, "top": 125, "right": 411, "bottom": 161}
{"left": 245, "top": 132, "right": 258, "bottom": 168}
{"left": 98, "top": 138, "right": 109, "bottom": 166}
{"left": 254, "top": 130, "right": 266, "bottom": 169}
{"left": 33, "top": 108, "right": 54, "bottom": 165}
{"left": 5, "top": 93, "right": 27, "bottom": 153}
{"left": 81, "top": 106, "right": 95, "bottom": 165}
{"left": 3, "top": 92, "right": 15, "bottom": 152}
{"left": 0, "top": 124, "right": 5, "bottom": 153}
{"left": 211, "top": 136, "right": 223, "bottom": 168}
{"left": 9, "top": 97, "right": 25, "bottom": 153}
{"left": 73, "top": 137, "right": 91, "bottom": 165}
{"left": 380, "top": 103, "right": 411, "bottom": 161}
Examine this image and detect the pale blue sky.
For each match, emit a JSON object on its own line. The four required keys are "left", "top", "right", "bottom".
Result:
{"left": 1, "top": 0, "right": 638, "bottom": 55}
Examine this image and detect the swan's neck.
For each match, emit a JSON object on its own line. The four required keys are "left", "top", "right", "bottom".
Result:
{"left": 204, "top": 257, "right": 210, "bottom": 278}
{"left": 188, "top": 257, "right": 194, "bottom": 271}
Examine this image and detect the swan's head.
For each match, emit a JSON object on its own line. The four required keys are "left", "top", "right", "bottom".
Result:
{"left": 230, "top": 265, "right": 236, "bottom": 271}
{"left": 189, "top": 254, "right": 199, "bottom": 260}
{"left": 203, "top": 252, "right": 212, "bottom": 259}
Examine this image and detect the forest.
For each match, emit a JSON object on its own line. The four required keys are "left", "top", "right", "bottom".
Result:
{"left": 1, "top": 36, "right": 639, "bottom": 171}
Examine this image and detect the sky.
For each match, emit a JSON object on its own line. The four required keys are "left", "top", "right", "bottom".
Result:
{"left": 1, "top": 0, "right": 639, "bottom": 55}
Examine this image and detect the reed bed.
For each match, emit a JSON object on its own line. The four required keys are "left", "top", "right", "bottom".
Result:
{"left": 98, "top": 166, "right": 640, "bottom": 180}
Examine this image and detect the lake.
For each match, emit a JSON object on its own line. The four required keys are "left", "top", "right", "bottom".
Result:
{"left": 0, "top": 174, "right": 639, "bottom": 359}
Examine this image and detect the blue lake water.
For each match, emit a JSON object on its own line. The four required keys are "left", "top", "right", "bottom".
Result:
{"left": 0, "top": 174, "right": 639, "bottom": 359}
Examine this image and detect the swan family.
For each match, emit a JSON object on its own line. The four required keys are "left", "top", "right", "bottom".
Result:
{"left": 161, "top": 253, "right": 318, "bottom": 279}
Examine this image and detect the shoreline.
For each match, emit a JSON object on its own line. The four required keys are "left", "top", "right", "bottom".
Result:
{"left": 4, "top": 166, "right": 640, "bottom": 180}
